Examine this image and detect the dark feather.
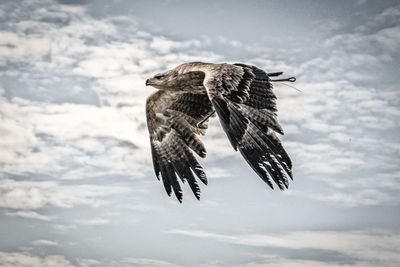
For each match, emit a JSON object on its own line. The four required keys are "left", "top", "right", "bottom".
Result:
{"left": 146, "top": 90, "right": 213, "bottom": 202}
{"left": 208, "top": 63, "right": 293, "bottom": 189}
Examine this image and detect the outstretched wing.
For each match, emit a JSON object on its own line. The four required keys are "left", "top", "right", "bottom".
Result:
{"left": 146, "top": 90, "right": 214, "bottom": 202}
{"left": 205, "top": 63, "right": 292, "bottom": 190}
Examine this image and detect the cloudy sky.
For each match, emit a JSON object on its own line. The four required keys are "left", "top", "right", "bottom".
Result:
{"left": 0, "top": 0, "right": 400, "bottom": 266}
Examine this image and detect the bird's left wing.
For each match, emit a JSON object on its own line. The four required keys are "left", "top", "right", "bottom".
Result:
{"left": 146, "top": 90, "right": 214, "bottom": 202}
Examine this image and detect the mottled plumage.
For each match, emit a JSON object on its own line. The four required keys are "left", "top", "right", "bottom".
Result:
{"left": 145, "top": 62, "right": 294, "bottom": 202}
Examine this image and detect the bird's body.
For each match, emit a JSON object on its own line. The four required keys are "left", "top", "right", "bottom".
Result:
{"left": 145, "top": 62, "right": 294, "bottom": 202}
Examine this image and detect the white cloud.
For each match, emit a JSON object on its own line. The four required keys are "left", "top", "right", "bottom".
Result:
{"left": 169, "top": 229, "right": 400, "bottom": 267}
{"left": 32, "top": 240, "right": 58, "bottom": 246}
{"left": 149, "top": 36, "right": 202, "bottom": 54}
{"left": 0, "top": 0, "right": 223, "bottom": 183}
{"left": 76, "top": 259, "right": 101, "bottom": 267}
{"left": 121, "top": 258, "right": 178, "bottom": 267}
{"left": 0, "top": 0, "right": 397, "bottom": 221}
{"left": 325, "top": 5, "right": 400, "bottom": 56}
{"left": 0, "top": 252, "right": 74, "bottom": 267}
{"left": 0, "top": 178, "right": 130, "bottom": 210}
{"left": 5, "top": 210, "right": 53, "bottom": 221}
{"left": 258, "top": 21, "right": 400, "bottom": 206}
{"left": 52, "top": 224, "right": 77, "bottom": 231}
{"left": 243, "top": 256, "right": 361, "bottom": 267}
{"left": 0, "top": 31, "right": 51, "bottom": 67}
{"left": 0, "top": 93, "right": 149, "bottom": 178}
{"left": 0, "top": 0, "right": 399, "bottom": 267}
{"left": 0, "top": 0, "right": 398, "bottom": 232}
{"left": 75, "top": 218, "right": 110, "bottom": 226}
{"left": 307, "top": 189, "right": 393, "bottom": 206}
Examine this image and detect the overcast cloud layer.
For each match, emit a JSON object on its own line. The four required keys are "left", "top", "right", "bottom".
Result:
{"left": 0, "top": 0, "right": 399, "bottom": 266}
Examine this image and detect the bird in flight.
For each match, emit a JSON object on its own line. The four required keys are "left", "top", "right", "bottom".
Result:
{"left": 145, "top": 62, "right": 295, "bottom": 202}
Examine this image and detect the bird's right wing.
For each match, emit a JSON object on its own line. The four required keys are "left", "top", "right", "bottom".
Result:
{"left": 146, "top": 90, "right": 214, "bottom": 202}
{"left": 204, "top": 63, "right": 293, "bottom": 190}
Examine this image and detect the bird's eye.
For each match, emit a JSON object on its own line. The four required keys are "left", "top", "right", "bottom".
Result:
{"left": 154, "top": 75, "right": 163, "bottom": 79}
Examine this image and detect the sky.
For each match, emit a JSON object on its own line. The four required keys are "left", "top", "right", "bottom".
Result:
{"left": 0, "top": 0, "right": 399, "bottom": 266}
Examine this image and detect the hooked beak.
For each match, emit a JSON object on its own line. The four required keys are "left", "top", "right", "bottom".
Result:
{"left": 145, "top": 79, "right": 150, "bottom": 86}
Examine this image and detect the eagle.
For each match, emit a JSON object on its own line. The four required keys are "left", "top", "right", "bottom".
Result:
{"left": 145, "top": 62, "right": 295, "bottom": 202}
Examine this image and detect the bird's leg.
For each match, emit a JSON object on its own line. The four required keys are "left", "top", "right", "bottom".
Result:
{"left": 271, "top": 76, "right": 301, "bottom": 92}
{"left": 197, "top": 111, "right": 216, "bottom": 128}
{"left": 271, "top": 77, "right": 296, "bottom": 82}
{"left": 268, "top": 71, "right": 296, "bottom": 82}
{"left": 267, "top": 72, "right": 284, "bottom": 77}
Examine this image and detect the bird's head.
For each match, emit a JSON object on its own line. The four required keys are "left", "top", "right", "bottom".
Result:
{"left": 146, "top": 68, "right": 205, "bottom": 91}
{"left": 145, "top": 70, "right": 180, "bottom": 90}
